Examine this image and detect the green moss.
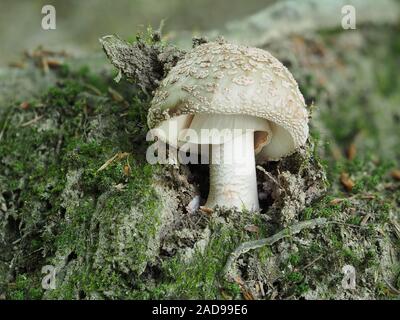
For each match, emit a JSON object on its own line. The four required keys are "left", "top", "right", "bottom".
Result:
{"left": 283, "top": 269, "right": 310, "bottom": 296}
{"left": 286, "top": 271, "right": 303, "bottom": 283}
{"left": 280, "top": 144, "right": 399, "bottom": 298}
{"left": 1, "top": 62, "right": 160, "bottom": 299}
{"left": 288, "top": 253, "right": 301, "bottom": 267}
{"left": 7, "top": 274, "right": 43, "bottom": 300}
{"left": 257, "top": 246, "right": 273, "bottom": 265}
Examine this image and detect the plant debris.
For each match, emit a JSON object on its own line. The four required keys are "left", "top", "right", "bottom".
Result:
{"left": 340, "top": 172, "right": 355, "bottom": 192}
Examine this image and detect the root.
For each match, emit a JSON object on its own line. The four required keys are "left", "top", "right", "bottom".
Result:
{"left": 223, "top": 218, "right": 328, "bottom": 280}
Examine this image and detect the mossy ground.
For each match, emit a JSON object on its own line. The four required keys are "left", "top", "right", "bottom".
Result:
{"left": 0, "top": 58, "right": 163, "bottom": 299}
{"left": 1, "top": 25, "right": 400, "bottom": 300}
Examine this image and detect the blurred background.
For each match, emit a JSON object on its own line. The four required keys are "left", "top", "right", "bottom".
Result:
{"left": 0, "top": 0, "right": 277, "bottom": 65}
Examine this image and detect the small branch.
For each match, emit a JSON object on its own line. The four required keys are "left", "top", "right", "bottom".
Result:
{"left": 302, "top": 254, "right": 323, "bottom": 270}
{"left": 384, "top": 278, "right": 400, "bottom": 295}
{"left": 223, "top": 218, "right": 328, "bottom": 280}
{"left": 20, "top": 115, "right": 43, "bottom": 127}
{"left": 97, "top": 152, "right": 130, "bottom": 173}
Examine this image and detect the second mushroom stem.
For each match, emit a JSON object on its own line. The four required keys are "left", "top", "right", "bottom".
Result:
{"left": 205, "top": 130, "right": 260, "bottom": 211}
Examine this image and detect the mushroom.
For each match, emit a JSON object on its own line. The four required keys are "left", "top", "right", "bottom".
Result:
{"left": 148, "top": 40, "right": 309, "bottom": 211}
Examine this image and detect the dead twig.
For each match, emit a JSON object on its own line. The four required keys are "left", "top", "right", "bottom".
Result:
{"left": 383, "top": 278, "right": 400, "bottom": 295}
{"left": 340, "top": 172, "right": 355, "bottom": 192}
{"left": 97, "top": 152, "right": 130, "bottom": 172}
{"left": 391, "top": 169, "right": 400, "bottom": 181}
{"left": 302, "top": 254, "right": 323, "bottom": 270}
{"left": 20, "top": 115, "right": 43, "bottom": 127}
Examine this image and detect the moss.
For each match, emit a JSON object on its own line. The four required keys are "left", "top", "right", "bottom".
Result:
{"left": 271, "top": 136, "right": 399, "bottom": 299}
{"left": 132, "top": 210, "right": 268, "bottom": 299}
{"left": 0, "top": 60, "right": 161, "bottom": 299}
{"left": 7, "top": 274, "right": 43, "bottom": 300}
{"left": 287, "top": 253, "right": 301, "bottom": 267}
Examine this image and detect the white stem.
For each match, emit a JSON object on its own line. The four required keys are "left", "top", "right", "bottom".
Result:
{"left": 205, "top": 130, "right": 259, "bottom": 211}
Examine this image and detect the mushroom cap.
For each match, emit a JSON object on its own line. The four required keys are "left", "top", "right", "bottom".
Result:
{"left": 148, "top": 40, "right": 309, "bottom": 161}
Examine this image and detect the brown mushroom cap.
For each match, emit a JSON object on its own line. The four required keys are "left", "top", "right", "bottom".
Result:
{"left": 148, "top": 40, "right": 309, "bottom": 161}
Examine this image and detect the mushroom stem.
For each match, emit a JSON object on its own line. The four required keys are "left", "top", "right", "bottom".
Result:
{"left": 206, "top": 130, "right": 259, "bottom": 211}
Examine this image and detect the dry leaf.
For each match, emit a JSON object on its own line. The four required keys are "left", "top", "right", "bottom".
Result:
{"left": 242, "top": 288, "right": 255, "bottom": 300}
{"left": 244, "top": 225, "right": 259, "bottom": 233}
{"left": 361, "top": 194, "right": 375, "bottom": 200}
{"left": 340, "top": 172, "right": 355, "bottom": 192}
{"left": 108, "top": 87, "right": 124, "bottom": 101}
{"left": 199, "top": 206, "right": 213, "bottom": 215}
{"left": 233, "top": 276, "right": 244, "bottom": 286}
{"left": 123, "top": 164, "right": 131, "bottom": 176}
{"left": 46, "top": 59, "right": 63, "bottom": 69}
{"left": 329, "top": 198, "right": 344, "bottom": 205}
{"left": 346, "top": 143, "right": 357, "bottom": 160}
{"left": 233, "top": 276, "right": 254, "bottom": 300}
{"left": 361, "top": 214, "right": 371, "bottom": 226}
{"left": 20, "top": 102, "right": 30, "bottom": 110}
{"left": 391, "top": 169, "right": 400, "bottom": 181}
{"left": 220, "top": 289, "right": 232, "bottom": 300}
